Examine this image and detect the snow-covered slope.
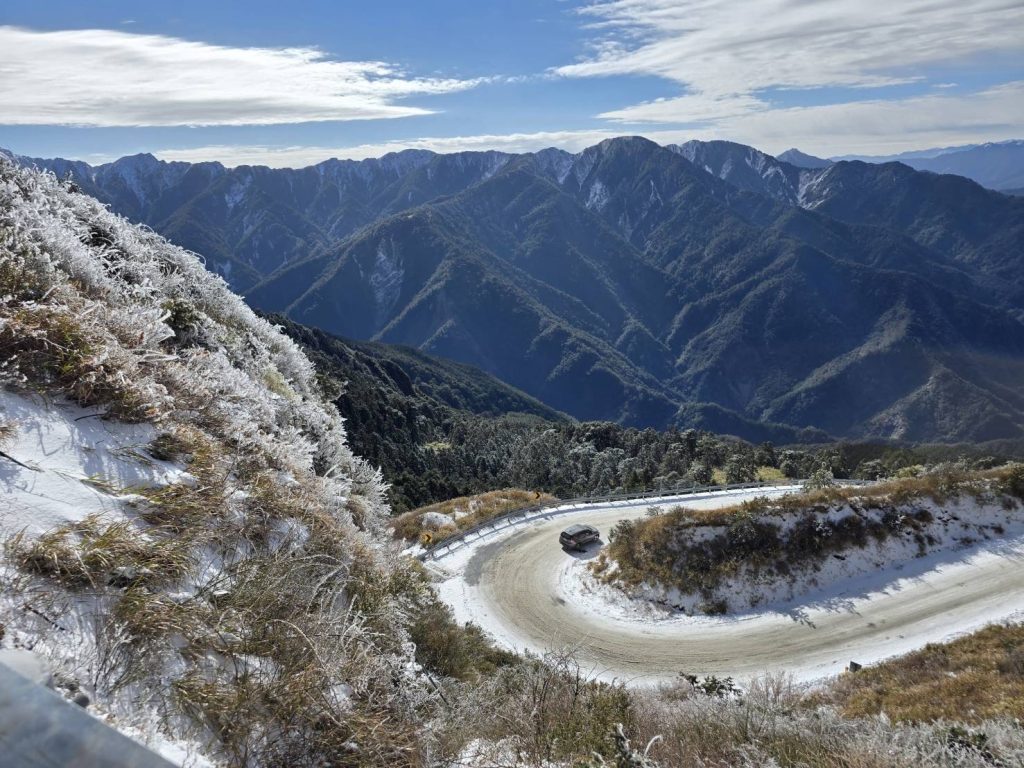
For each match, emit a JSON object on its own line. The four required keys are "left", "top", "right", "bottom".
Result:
{"left": 0, "top": 390, "right": 191, "bottom": 534}
{"left": 590, "top": 490, "right": 1024, "bottom": 615}
{"left": 669, "top": 140, "right": 805, "bottom": 203}
{"left": 0, "top": 160, "right": 427, "bottom": 766}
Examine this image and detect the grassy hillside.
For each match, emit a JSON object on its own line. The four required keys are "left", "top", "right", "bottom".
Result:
{"left": 0, "top": 160, "right": 424, "bottom": 764}
{"left": 828, "top": 623, "right": 1024, "bottom": 723}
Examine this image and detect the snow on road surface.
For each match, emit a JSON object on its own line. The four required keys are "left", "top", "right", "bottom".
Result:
{"left": 430, "top": 487, "right": 1024, "bottom": 686}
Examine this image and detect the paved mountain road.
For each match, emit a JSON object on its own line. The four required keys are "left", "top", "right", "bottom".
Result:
{"left": 431, "top": 487, "right": 1024, "bottom": 685}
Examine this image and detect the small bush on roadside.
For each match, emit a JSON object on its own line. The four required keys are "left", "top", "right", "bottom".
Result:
{"left": 410, "top": 598, "right": 517, "bottom": 681}
{"left": 999, "top": 464, "right": 1024, "bottom": 500}
{"left": 443, "top": 651, "right": 635, "bottom": 765}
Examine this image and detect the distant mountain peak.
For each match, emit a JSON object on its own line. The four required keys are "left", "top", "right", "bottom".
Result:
{"left": 594, "top": 135, "right": 661, "bottom": 154}
{"left": 670, "top": 139, "right": 803, "bottom": 203}
{"left": 115, "top": 151, "right": 159, "bottom": 164}
{"left": 777, "top": 148, "right": 832, "bottom": 169}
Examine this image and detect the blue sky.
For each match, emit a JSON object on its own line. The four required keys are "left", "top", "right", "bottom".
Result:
{"left": 1, "top": 0, "right": 1021, "bottom": 166}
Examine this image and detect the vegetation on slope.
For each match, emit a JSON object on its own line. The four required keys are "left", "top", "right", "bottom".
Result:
{"left": 0, "top": 161, "right": 430, "bottom": 765}
{"left": 391, "top": 488, "right": 558, "bottom": 545}
{"left": 828, "top": 623, "right": 1024, "bottom": 724}
{"left": 598, "top": 465, "right": 1024, "bottom": 611}
{"left": 241, "top": 315, "right": 1024, "bottom": 515}
{"left": 416, "top": 643, "right": 1024, "bottom": 767}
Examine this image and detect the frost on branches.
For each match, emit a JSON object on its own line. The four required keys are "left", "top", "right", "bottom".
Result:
{"left": 0, "top": 160, "right": 431, "bottom": 766}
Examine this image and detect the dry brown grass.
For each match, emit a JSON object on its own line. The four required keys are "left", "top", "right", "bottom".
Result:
{"left": 391, "top": 488, "right": 558, "bottom": 544}
{"left": 657, "top": 465, "right": 1024, "bottom": 530}
{"left": 756, "top": 465, "right": 787, "bottom": 482}
{"left": 826, "top": 623, "right": 1024, "bottom": 723}
{"left": 437, "top": 657, "right": 1024, "bottom": 767}
{"left": 8, "top": 514, "right": 195, "bottom": 590}
{"left": 0, "top": 303, "right": 157, "bottom": 421}
{"left": 0, "top": 417, "right": 16, "bottom": 447}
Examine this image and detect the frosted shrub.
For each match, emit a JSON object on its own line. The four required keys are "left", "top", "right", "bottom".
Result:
{"left": 0, "top": 160, "right": 423, "bottom": 765}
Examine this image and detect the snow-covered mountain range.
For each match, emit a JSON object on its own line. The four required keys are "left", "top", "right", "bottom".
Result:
{"left": 5, "top": 138, "right": 1024, "bottom": 443}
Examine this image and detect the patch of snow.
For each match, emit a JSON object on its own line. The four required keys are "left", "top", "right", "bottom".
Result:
{"left": 223, "top": 177, "right": 250, "bottom": 211}
{"left": 797, "top": 168, "right": 832, "bottom": 208}
{"left": 368, "top": 239, "right": 404, "bottom": 320}
{"left": 421, "top": 511, "right": 456, "bottom": 531}
{"left": 586, "top": 179, "right": 610, "bottom": 211}
{"left": 571, "top": 148, "right": 599, "bottom": 187}
{"left": 106, "top": 155, "right": 159, "bottom": 205}
{"left": 646, "top": 178, "right": 663, "bottom": 208}
{"left": 532, "top": 148, "right": 575, "bottom": 185}
{"left": 117, "top": 722, "right": 216, "bottom": 768}
{"left": 475, "top": 152, "right": 512, "bottom": 180}
{"left": 0, "top": 390, "right": 188, "bottom": 535}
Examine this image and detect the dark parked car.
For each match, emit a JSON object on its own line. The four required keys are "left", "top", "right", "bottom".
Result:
{"left": 559, "top": 524, "right": 600, "bottom": 551}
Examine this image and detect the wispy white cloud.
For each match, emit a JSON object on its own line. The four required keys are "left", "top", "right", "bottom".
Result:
{"left": 707, "top": 80, "right": 1024, "bottom": 156}
{"left": 0, "top": 26, "right": 483, "bottom": 127}
{"left": 557, "top": 0, "right": 1024, "bottom": 125}
{"left": 146, "top": 81, "right": 1024, "bottom": 167}
{"left": 600, "top": 93, "right": 765, "bottom": 124}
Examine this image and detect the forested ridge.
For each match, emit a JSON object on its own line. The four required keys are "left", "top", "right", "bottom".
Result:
{"left": 275, "top": 316, "right": 1022, "bottom": 513}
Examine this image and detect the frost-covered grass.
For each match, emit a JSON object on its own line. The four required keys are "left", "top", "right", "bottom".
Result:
{"left": 826, "top": 623, "right": 1024, "bottom": 724}
{"left": 392, "top": 488, "right": 558, "bottom": 544}
{"left": 0, "top": 414, "right": 16, "bottom": 445}
{"left": 0, "top": 161, "right": 435, "bottom": 766}
{"left": 7, "top": 514, "right": 194, "bottom": 590}
{"left": 430, "top": 649, "right": 1024, "bottom": 767}
{"left": 595, "top": 466, "right": 1024, "bottom": 614}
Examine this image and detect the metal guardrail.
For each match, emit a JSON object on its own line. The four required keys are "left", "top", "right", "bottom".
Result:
{"left": 418, "top": 479, "right": 873, "bottom": 561}
{"left": 0, "top": 662, "right": 176, "bottom": 768}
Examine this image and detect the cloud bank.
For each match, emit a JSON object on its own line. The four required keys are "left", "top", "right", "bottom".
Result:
{"left": 0, "top": 26, "right": 481, "bottom": 126}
